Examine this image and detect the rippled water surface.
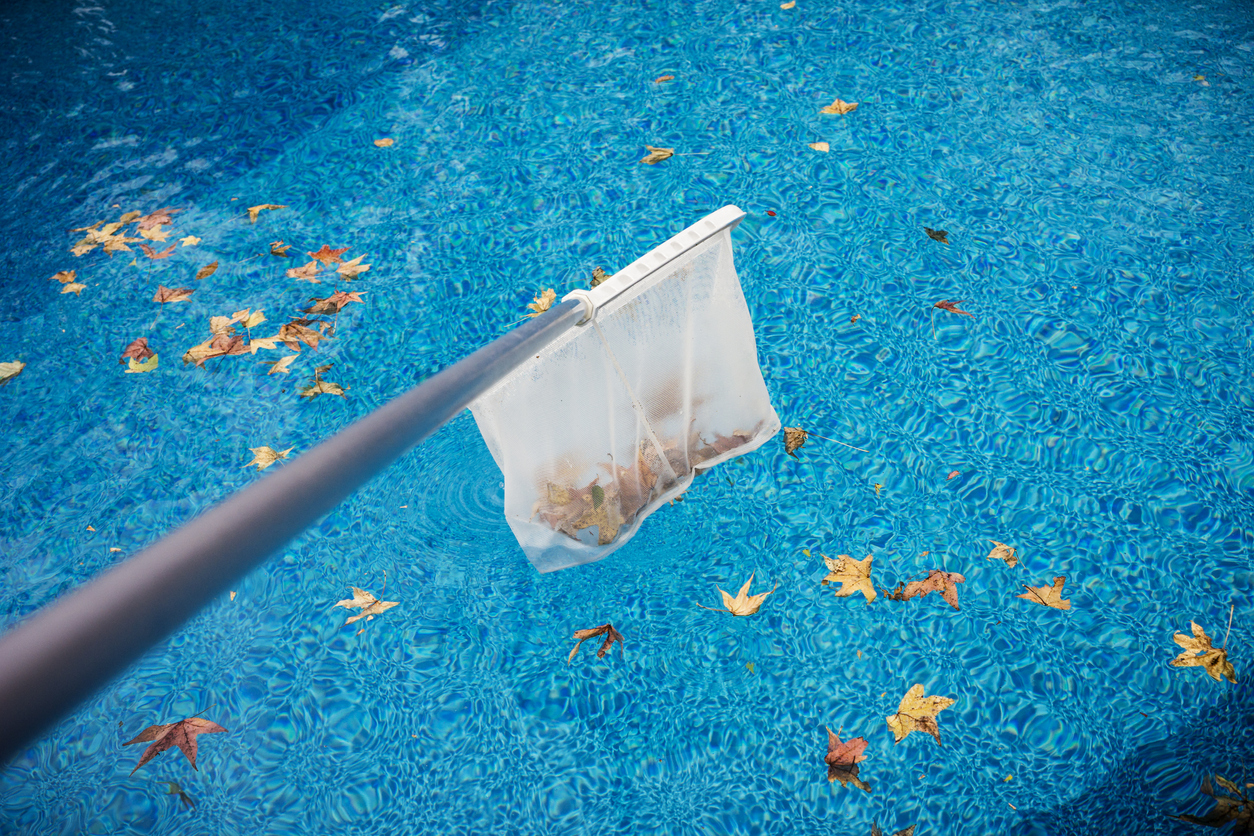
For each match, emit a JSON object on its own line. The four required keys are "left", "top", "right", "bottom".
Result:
{"left": 1, "top": 0, "right": 1253, "bottom": 833}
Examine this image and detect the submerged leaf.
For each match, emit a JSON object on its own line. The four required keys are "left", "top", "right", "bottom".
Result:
{"left": 825, "top": 727, "right": 871, "bottom": 792}
{"left": 924, "top": 227, "right": 949, "bottom": 244}
{"left": 337, "top": 254, "right": 371, "bottom": 279}
{"left": 140, "top": 244, "right": 177, "bottom": 260}
{"left": 125, "top": 354, "right": 159, "bottom": 374}
{"left": 160, "top": 781, "right": 196, "bottom": 810}
{"left": 335, "top": 586, "right": 399, "bottom": 626}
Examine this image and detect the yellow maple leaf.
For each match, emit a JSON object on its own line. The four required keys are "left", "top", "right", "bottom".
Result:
{"left": 1171, "top": 621, "right": 1238, "bottom": 684}
{"left": 821, "top": 554, "right": 876, "bottom": 603}
{"left": 263, "top": 355, "right": 297, "bottom": 375}
{"left": 1017, "top": 576, "right": 1070, "bottom": 610}
{"left": 526, "top": 288, "right": 556, "bottom": 317}
{"left": 61, "top": 282, "right": 86, "bottom": 295}
{"left": 50, "top": 270, "right": 77, "bottom": 284}
{"left": 243, "top": 446, "right": 294, "bottom": 471}
{"left": 698, "top": 572, "right": 777, "bottom": 616}
{"left": 987, "top": 540, "right": 1018, "bottom": 567}
{"left": 125, "top": 354, "right": 159, "bottom": 374}
{"left": 886, "top": 683, "right": 955, "bottom": 744}
{"left": 820, "top": 98, "right": 858, "bottom": 115}
{"left": 180, "top": 236, "right": 201, "bottom": 247}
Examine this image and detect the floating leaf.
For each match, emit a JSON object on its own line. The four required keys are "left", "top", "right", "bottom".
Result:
{"left": 286, "top": 261, "right": 321, "bottom": 282}
{"left": 277, "top": 320, "right": 329, "bottom": 351}
{"left": 140, "top": 244, "right": 176, "bottom": 260}
{"left": 337, "top": 254, "right": 371, "bottom": 279}
{"left": 946, "top": 470, "right": 960, "bottom": 480}
{"left": 374, "top": 138, "right": 395, "bottom": 147}
{"left": 123, "top": 716, "right": 227, "bottom": 775}
{"left": 0, "top": 361, "right": 25, "bottom": 385}
{"left": 590, "top": 266, "right": 610, "bottom": 287}
{"left": 61, "top": 282, "right": 86, "bottom": 295}
{"left": 269, "top": 240, "right": 293, "bottom": 257}
{"left": 139, "top": 226, "right": 172, "bottom": 242}
{"left": 153, "top": 285, "right": 194, "bottom": 304}
{"left": 883, "top": 569, "right": 966, "bottom": 610}
{"left": 567, "top": 623, "right": 625, "bottom": 663}
{"left": 886, "top": 684, "right": 955, "bottom": 745}
{"left": 987, "top": 540, "right": 1018, "bottom": 567}
{"left": 125, "top": 354, "right": 159, "bottom": 374}
{"left": 924, "top": 227, "right": 949, "bottom": 244}
{"left": 821, "top": 554, "right": 877, "bottom": 603}
{"left": 335, "top": 586, "right": 398, "bottom": 627}
{"left": 247, "top": 204, "right": 287, "bottom": 223}
{"left": 527, "top": 288, "right": 556, "bottom": 317}
{"left": 698, "top": 572, "right": 777, "bottom": 616}
{"left": 825, "top": 727, "right": 871, "bottom": 792}
{"left": 933, "top": 300, "right": 972, "bottom": 316}
{"left": 263, "top": 355, "right": 297, "bottom": 375}
{"left": 120, "top": 337, "right": 155, "bottom": 363}
{"left": 653, "top": 74, "right": 675, "bottom": 83}
{"left": 1017, "top": 576, "right": 1071, "bottom": 610}
{"left": 243, "top": 445, "right": 294, "bottom": 471}
{"left": 781, "top": 0, "right": 796, "bottom": 7}
{"left": 301, "top": 291, "right": 364, "bottom": 316}
{"left": 308, "top": 244, "right": 349, "bottom": 265}
{"left": 820, "top": 98, "right": 858, "bottom": 115}
{"left": 136, "top": 207, "right": 182, "bottom": 230}
{"left": 784, "top": 426, "right": 808, "bottom": 457}
{"left": 809, "top": 141, "right": 830, "bottom": 152}
{"left": 50, "top": 270, "right": 77, "bottom": 284}
{"left": 871, "top": 823, "right": 917, "bottom": 836}
{"left": 195, "top": 261, "right": 219, "bottom": 281}
{"left": 1171, "top": 774, "right": 1251, "bottom": 833}
{"left": 301, "top": 365, "right": 347, "bottom": 399}
{"left": 1171, "top": 621, "right": 1237, "bottom": 683}
{"left": 180, "top": 236, "right": 201, "bottom": 247}
{"left": 639, "top": 145, "right": 675, "bottom": 164}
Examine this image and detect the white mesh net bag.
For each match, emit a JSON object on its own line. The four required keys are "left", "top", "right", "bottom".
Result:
{"left": 470, "top": 206, "right": 780, "bottom": 572}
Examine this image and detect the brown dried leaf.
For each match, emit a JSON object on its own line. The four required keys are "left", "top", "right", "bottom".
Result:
{"left": 195, "top": 261, "right": 219, "bottom": 281}
{"left": 247, "top": 203, "right": 287, "bottom": 223}
{"left": 820, "top": 98, "right": 858, "bottom": 115}
{"left": 825, "top": 727, "right": 871, "bottom": 792}
{"left": 1017, "top": 576, "right": 1071, "bottom": 610}
{"left": 639, "top": 145, "right": 675, "bottom": 164}
{"left": 1171, "top": 621, "right": 1238, "bottom": 683}
{"left": 153, "top": 285, "right": 194, "bottom": 304}
{"left": 567, "top": 623, "right": 625, "bottom": 663}
{"left": 886, "top": 684, "right": 955, "bottom": 745}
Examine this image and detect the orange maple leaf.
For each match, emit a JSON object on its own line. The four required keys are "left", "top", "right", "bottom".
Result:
{"left": 123, "top": 716, "right": 226, "bottom": 775}
{"left": 308, "top": 245, "right": 349, "bottom": 266}
{"left": 140, "top": 244, "right": 177, "bottom": 260}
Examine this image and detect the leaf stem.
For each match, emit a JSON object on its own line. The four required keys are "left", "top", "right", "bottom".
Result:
{"left": 1223, "top": 602, "right": 1234, "bottom": 649}
{"left": 803, "top": 431, "right": 870, "bottom": 454}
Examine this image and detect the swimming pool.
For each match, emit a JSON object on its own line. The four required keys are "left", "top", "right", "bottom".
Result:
{"left": 1, "top": 0, "right": 1252, "bottom": 832}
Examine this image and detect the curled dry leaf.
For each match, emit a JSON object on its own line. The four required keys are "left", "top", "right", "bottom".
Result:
{"left": 639, "top": 145, "right": 675, "bottom": 165}
{"left": 820, "top": 98, "right": 858, "bottom": 115}
{"left": 886, "top": 683, "right": 955, "bottom": 745}
{"left": 987, "top": 540, "right": 1018, "bottom": 567}
{"left": 244, "top": 445, "right": 294, "bottom": 471}
{"left": 123, "top": 716, "right": 227, "bottom": 775}
{"left": 698, "top": 572, "right": 777, "bottom": 616}
{"left": 337, "top": 254, "right": 371, "bottom": 279}
{"left": 924, "top": 227, "right": 949, "bottom": 244}
{"left": 50, "top": 270, "right": 76, "bottom": 284}
{"left": 0, "top": 361, "right": 26, "bottom": 385}
{"left": 825, "top": 727, "right": 871, "bottom": 792}
{"left": 120, "top": 337, "right": 155, "bottom": 364}
{"left": 821, "top": 554, "right": 877, "bottom": 603}
{"left": 278, "top": 320, "right": 329, "bottom": 351}
{"left": 335, "top": 586, "right": 399, "bottom": 627}
{"left": 809, "top": 142, "right": 830, "bottom": 152}
{"left": 871, "top": 823, "right": 917, "bottom": 836}
{"left": 153, "top": 285, "right": 194, "bottom": 304}
{"left": 567, "top": 623, "right": 625, "bottom": 663}
{"left": 195, "top": 261, "right": 219, "bottom": 281}
{"left": 933, "top": 300, "right": 972, "bottom": 316}
{"left": 783, "top": 426, "right": 808, "bottom": 457}
{"left": 590, "top": 266, "right": 610, "bottom": 287}
{"left": 374, "top": 138, "right": 395, "bottom": 147}
{"left": 247, "top": 204, "right": 287, "bottom": 223}
{"left": 653, "top": 74, "right": 675, "bottom": 83}
{"left": 884, "top": 569, "right": 966, "bottom": 610}
{"left": 1171, "top": 774, "right": 1251, "bottom": 833}
{"left": 270, "top": 240, "right": 293, "bottom": 257}
{"left": 287, "top": 261, "right": 320, "bottom": 282}
{"left": 1171, "top": 622, "right": 1238, "bottom": 684}
{"left": 1017, "top": 576, "right": 1071, "bottom": 610}
{"left": 526, "top": 288, "right": 556, "bottom": 317}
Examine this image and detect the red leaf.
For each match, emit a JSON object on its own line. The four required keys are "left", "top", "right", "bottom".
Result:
{"left": 123, "top": 716, "right": 227, "bottom": 775}
{"left": 766, "top": 210, "right": 776, "bottom": 216}
{"left": 946, "top": 470, "right": 960, "bottom": 480}
{"left": 933, "top": 300, "right": 972, "bottom": 316}
{"left": 140, "top": 244, "right": 177, "bottom": 260}
{"left": 119, "top": 337, "right": 155, "bottom": 363}
{"left": 307, "top": 245, "right": 349, "bottom": 265}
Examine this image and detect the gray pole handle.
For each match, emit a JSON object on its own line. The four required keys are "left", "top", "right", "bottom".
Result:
{"left": 0, "top": 299, "right": 584, "bottom": 763}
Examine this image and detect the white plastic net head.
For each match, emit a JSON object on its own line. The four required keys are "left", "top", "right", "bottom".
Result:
{"left": 470, "top": 208, "right": 779, "bottom": 572}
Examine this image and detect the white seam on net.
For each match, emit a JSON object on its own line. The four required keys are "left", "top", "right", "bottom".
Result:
{"left": 591, "top": 318, "right": 679, "bottom": 484}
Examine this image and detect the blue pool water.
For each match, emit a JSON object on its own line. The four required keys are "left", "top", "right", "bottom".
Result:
{"left": 1, "top": 0, "right": 1253, "bottom": 832}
